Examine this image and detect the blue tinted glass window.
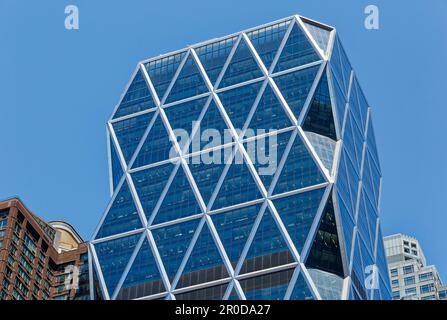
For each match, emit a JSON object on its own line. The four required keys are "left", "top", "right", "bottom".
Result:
{"left": 175, "top": 283, "right": 228, "bottom": 300}
{"left": 117, "top": 238, "right": 165, "bottom": 299}
{"left": 302, "top": 21, "right": 331, "bottom": 53}
{"left": 218, "top": 81, "right": 263, "bottom": 130}
{"left": 308, "top": 268, "right": 343, "bottom": 300}
{"left": 336, "top": 150, "right": 355, "bottom": 217}
{"left": 211, "top": 149, "right": 263, "bottom": 210}
{"left": 193, "top": 99, "right": 230, "bottom": 152}
{"left": 146, "top": 52, "right": 186, "bottom": 100}
{"left": 273, "top": 23, "right": 320, "bottom": 73}
{"left": 95, "top": 233, "right": 141, "bottom": 296}
{"left": 211, "top": 204, "right": 263, "bottom": 266}
{"left": 246, "top": 20, "right": 290, "bottom": 70}
{"left": 273, "top": 133, "right": 325, "bottom": 195}
{"left": 218, "top": 38, "right": 264, "bottom": 88}
{"left": 131, "top": 163, "right": 174, "bottom": 220}
{"left": 177, "top": 224, "right": 228, "bottom": 288}
{"left": 110, "top": 138, "right": 124, "bottom": 192}
{"left": 195, "top": 37, "right": 237, "bottom": 85}
{"left": 345, "top": 154, "right": 360, "bottom": 213}
{"left": 336, "top": 191, "right": 355, "bottom": 265}
{"left": 247, "top": 84, "right": 292, "bottom": 132}
{"left": 152, "top": 218, "right": 201, "bottom": 281}
{"left": 337, "top": 37, "right": 353, "bottom": 98}
{"left": 163, "top": 96, "right": 208, "bottom": 152}
{"left": 342, "top": 114, "right": 360, "bottom": 175}
{"left": 243, "top": 131, "right": 292, "bottom": 192}
{"left": 331, "top": 68, "right": 346, "bottom": 131}
{"left": 304, "top": 132, "right": 336, "bottom": 172}
{"left": 273, "top": 64, "right": 320, "bottom": 120}
{"left": 329, "top": 37, "right": 346, "bottom": 97}
{"left": 153, "top": 166, "right": 202, "bottom": 225}
{"left": 132, "top": 113, "right": 176, "bottom": 168}
{"left": 240, "top": 269, "right": 294, "bottom": 300}
{"left": 112, "top": 112, "right": 153, "bottom": 164}
{"left": 349, "top": 78, "right": 366, "bottom": 135}
{"left": 273, "top": 187, "right": 326, "bottom": 253}
{"left": 302, "top": 71, "right": 337, "bottom": 140}
{"left": 357, "top": 193, "right": 374, "bottom": 252}
{"left": 289, "top": 273, "right": 314, "bottom": 300}
{"left": 113, "top": 69, "right": 156, "bottom": 119}
{"left": 241, "top": 208, "right": 294, "bottom": 274}
{"left": 96, "top": 180, "right": 142, "bottom": 239}
{"left": 165, "top": 54, "right": 209, "bottom": 104}
{"left": 187, "top": 149, "right": 228, "bottom": 207}
{"left": 366, "top": 116, "right": 381, "bottom": 174}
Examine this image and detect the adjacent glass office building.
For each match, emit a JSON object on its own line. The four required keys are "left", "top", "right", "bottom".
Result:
{"left": 90, "top": 15, "right": 392, "bottom": 300}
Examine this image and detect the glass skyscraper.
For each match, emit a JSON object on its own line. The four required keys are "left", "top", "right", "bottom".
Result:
{"left": 90, "top": 15, "right": 392, "bottom": 300}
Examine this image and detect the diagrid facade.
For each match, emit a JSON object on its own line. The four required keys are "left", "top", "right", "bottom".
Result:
{"left": 91, "top": 15, "right": 392, "bottom": 300}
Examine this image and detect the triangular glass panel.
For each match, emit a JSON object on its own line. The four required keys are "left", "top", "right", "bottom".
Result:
{"left": 336, "top": 36, "right": 353, "bottom": 98}
{"left": 304, "top": 132, "right": 336, "bottom": 172}
{"left": 336, "top": 150, "right": 355, "bottom": 217}
{"left": 240, "top": 208, "right": 294, "bottom": 274}
{"left": 354, "top": 78, "right": 369, "bottom": 131}
{"left": 218, "top": 37, "right": 264, "bottom": 88}
{"left": 163, "top": 96, "right": 209, "bottom": 152}
{"left": 152, "top": 165, "right": 203, "bottom": 225}
{"left": 246, "top": 20, "right": 291, "bottom": 70}
{"left": 243, "top": 131, "right": 293, "bottom": 192}
{"left": 211, "top": 148, "right": 263, "bottom": 210}
{"left": 175, "top": 283, "right": 228, "bottom": 300}
{"left": 152, "top": 218, "right": 201, "bottom": 281}
{"left": 273, "top": 187, "right": 326, "bottom": 254}
{"left": 218, "top": 80, "right": 263, "bottom": 131}
{"left": 366, "top": 117, "right": 381, "bottom": 174}
{"left": 289, "top": 273, "right": 314, "bottom": 300}
{"left": 116, "top": 238, "right": 165, "bottom": 300}
{"left": 351, "top": 236, "right": 367, "bottom": 299}
{"left": 176, "top": 223, "right": 228, "bottom": 289}
{"left": 273, "top": 64, "right": 320, "bottom": 120}
{"left": 349, "top": 78, "right": 365, "bottom": 135}
{"left": 112, "top": 112, "right": 153, "bottom": 164}
{"left": 329, "top": 37, "right": 349, "bottom": 98}
{"left": 132, "top": 113, "right": 177, "bottom": 169}
{"left": 193, "top": 99, "right": 230, "bottom": 152}
{"left": 195, "top": 36, "right": 238, "bottom": 85}
{"left": 302, "top": 70, "right": 337, "bottom": 140}
{"left": 343, "top": 113, "right": 360, "bottom": 175}
{"left": 131, "top": 163, "right": 174, "bottom": 221}
{"left": 330, "top": 68, "right": 347, "bottom": 131}
{"left": 273, "top": 132, "right": 326, "bottom": 195}
{"left": 302, "top": 20, "right": 331, "bottom": 53}
{"left": 307, "top": 268, "right": 344, "bottom": 300}
{"left": 211, "top": 203, "right": 263, "bottom": 267}
{"left": 187, "top": 148, "right": 228, "bottom": 207}
{"left": 357, "top": 192, "right": 374, "bottom": 254}
{"left": 145, "top": 52, "right": 187, "bottom": 101}
{"left": 95, "top": 233, "right": 141, "bottom": 297}
{"left": 247, "top": 84, "right": 293, "bottom": 132}
{"left": 273, "top": 22, "right": 320, "bottom": 73}
{"left": 345, "top": 155, "right": 360, "bottom": 214}
{"left": 336, "top": 190, "right": 355, "bottom": 265}
{"left": 165, "top": 54, "right": 209, "bottom": 104}
{"left": 305, "top": 196, "right": 344, "bottom": 277}
{"left": 110, "top": 138, "right": 124, "bottom": 192}
{"left": 240, "top": 268, "right": 294, "bottom": 300}
{"left": 96, "top": 179, "right": 142, "bottom": 239}
{"left": 113, "top": 69, "right": 157, "bottom": 119}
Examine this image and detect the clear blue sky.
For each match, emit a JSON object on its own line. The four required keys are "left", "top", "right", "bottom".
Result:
{"left": 1, "top": 0, "right": 446, "bottom": 280}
